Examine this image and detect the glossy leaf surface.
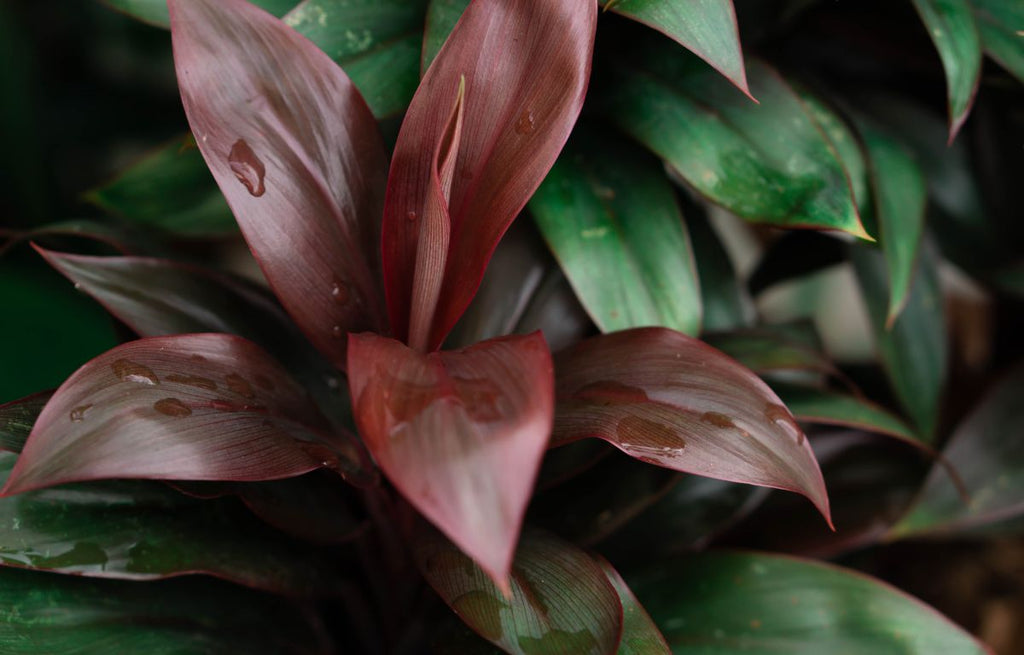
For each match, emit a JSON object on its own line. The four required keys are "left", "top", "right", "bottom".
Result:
{"left": 553, "top": 328, "right": 831, "bottom": 522}
{"left": 4, "top": 334, "right": 348, "bottom": 494}
{"left": 598, "top": 41, "right": 868, "bottom": 238}
{"left": 853, "top": 245, "right": 947, "bottom": 441}
{"left": 102, "top": 0, "right": 295, "bottom": 27}
{"left": 602, "top": 0, "right": 748, "bottom": 96}
{"left": 0, "top": 452, "right": 336, "bottom": 594}
{"left": 530, "top": 126, "right": 701, "bottom": 336}
{"left": 170, "top": 0, "right": 389, "bottom": 369}
{"left": 0, "top": 566, "right": 325, "bottom": 654}
{"left": 382, "top": 0, "right": 597, "bottom": 350}
{"left": 893, "top": 364, "right": 1024, "bottom": 537}
{"left": 85, "top": 137, "right": 236, "bottom": 237}
{"left": 284, "top": 0, "right": 428, "bottom": 118}
{"left": 971, "top": 0, "right": 1024, "bottom": 83}
{"left": 631, "top": 551, "right": 988, "bottom": 654}
{"left": 860, "top": 122, "right": 928, "bottom": 323}
{"left": 0, "top": 392, "right": 50, "bottom": 454}
{"left": 910, "top": 0, "right": 982, "bottom": 138}
{"left": 599, "top": 557, "right": 670, "bottom": 655}
{"left": 348, "top": 332, "right": 554, "bottom": 584}
{"left": 415, "top": 527, "right": 622, "bottom": 655}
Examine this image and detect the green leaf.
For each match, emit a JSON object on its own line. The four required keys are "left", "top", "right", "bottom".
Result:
{"left": 859, "top": 121, "right": 928, "bottom": 323}
{"left": 530, "top": 125, "right": 701, "bottom": 336}
{"left": 704, "top": 328, "right": 840, "bottom": 378}
{"left": 86, "top": 137, "right": 237, "bottom": 237}
{"left": 422, "top": 0, "right": 470, "bottom": 73}
{"left": 852, "top": 244, "right": 947, "bottom": 441}
{"left": 284, "top": 0, "right": 428, "bottom": 118}
{"left": 600, "top": 0, "right": 749, "bottom": 96}
{"left": 0, "top": 565, "right": 326, "bottom": 654}
{"left": 597, "top": 558, "right": 670, "bottom": 655}
{"left": 598, "top": 38, "right": 870, "bottom": 239}
{"left": 970, "top": 0, "right": 1024, "bottom": 84}
{"left": 101, "top": 0, "right": 296, "bottom": 28}
{"left": 0, "top": 452, "right": 339, "bottom": 594}
{"left": 910, "top": 0, "right": 983, "bottom": 138}
{"left": 773, "top": 383, "right": 920, "bottom": 443}
{"left": 415, "top": 527, "right": 623, "bottom": 655}
{"left": 892, "top": 363, "right": 1024, "bottom": 537}
{"left": 797, "top": 90, "right": 870, "bottom": 216}
{"left": 631, "top": 551, "right": 989, "bottom": 654}
{"left": 685, "top": 205, "right": 753, "bottom": 331}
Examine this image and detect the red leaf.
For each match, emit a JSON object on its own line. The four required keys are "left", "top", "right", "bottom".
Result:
{"left": 382, "top": 0, "right": 597, "bottom": 350}
{"left": 169, "top": 0, "right": 389, "bottom": 369}
{"left": 3, "top": 334, "right": 358, "bottom": 495}
{"left": 553, "top": 328, "right": 831, "bottom": 525}
{"left": 347, "top": 331, "right": 554, "bottom": 586}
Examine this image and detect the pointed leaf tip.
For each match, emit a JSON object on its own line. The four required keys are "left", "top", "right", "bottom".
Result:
{"left": 348, "top": 331, "right": 554, "bottom": 583}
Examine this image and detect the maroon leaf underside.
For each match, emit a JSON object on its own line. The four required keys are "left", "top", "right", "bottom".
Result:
{"left": 382, "top": 0, "right": 597, "bottom": 351}
{"left": 3, "top": 334, "right": 354, "bottom": 495}
{"left": 553, "top": 328, "right": 832, "bottom": 525}
{"left": 347, "top": 331, "right": 554, "bottom": 586}
{"left": 169, "top": 0, "right": 389, "bottom": 370}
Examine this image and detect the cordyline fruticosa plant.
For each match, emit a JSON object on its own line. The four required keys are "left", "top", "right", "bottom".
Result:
{"left": 0, "top": 0, "right": 1021, "bottom": 652}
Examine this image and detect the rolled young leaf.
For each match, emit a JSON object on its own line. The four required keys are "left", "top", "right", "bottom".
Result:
{"left": 169, "top": 0, "right": 390, "bottom": 370}
{"left": 348, "top": 331, "right": 554, "bottom": 586}
{"left": 3, "top": 334, "right": 355, "bottom": 495}
{"left": 553, "top": 328, "right": 832, "bottom": 524}
{"left": 415, "top": 526, "right": 623, "bottom": 655}
{"left": 382, "top": 0, "right": 597, "bottom": 350}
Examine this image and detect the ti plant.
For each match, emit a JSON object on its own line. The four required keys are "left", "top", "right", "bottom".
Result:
{"left": 0, "top": 0, "right": 1021, "bottom": 652}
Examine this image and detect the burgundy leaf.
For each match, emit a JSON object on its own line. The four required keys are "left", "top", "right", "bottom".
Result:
{"left": 382, "top": 0, "right": 597, "bottom": 350}
{"left": 3, "top": 334, "right": 358, "bottom": 495}
{"left": 347, "top": 331, "right": 554, "bottom": 586}
{"left": 553, "top": 328, "right": 831, "bottom": 524}
{"left": 169, "top": 0, "right": 389, "bottom": 369}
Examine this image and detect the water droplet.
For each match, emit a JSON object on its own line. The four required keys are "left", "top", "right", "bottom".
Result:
{"left": 190, "top": 354, "right": 207, "bottom": 362}
{"left": 323, "top": 375, "right": 340, "bottom": 390}
{"left": 153, "top": 398, "right": 191, "bottom": 418}
{"left": 228, "top": 138, "right": 266, "bottom": 197}
{"left": 225, "top": 373, "right": 255, "bottom": 399}
{"left": 330, "top": 279, "right": 349, "bottom": 305}
{"left": 254, "top": 374, "right": 275, "bottom": 391}
{"left": 616, "top": 415, "right": 683, "bottom": 450}
{"left": 573, "top": 380, "right": 649, "bottom": 405}
{"left": 210, "top": 399, "right": 250, "bottom": 412}
{"left": 514, "top": 110, "right": 535, "bottom": 135}
{"left": 69, "top": 404, "right": 93, "bottom": 423}
{"left": 406, "top": 211, "right": 417, "bottom": 221}
{"left": 166, "top": 374, "right": 217, "bottom": 391}
{"left": 111, "top": 359, "right": 159, "bottom": 386}
{"left": 701, "top": 411, "right": 735, "bottom": 429}
{"left": 765, "top": 403, "right": 803, "bottom": 444}
{"left": 331, "top": 325, "right": 343, "bottom": 339}
{"left": 72, "top": 283, "right": 82, "bottom": 291}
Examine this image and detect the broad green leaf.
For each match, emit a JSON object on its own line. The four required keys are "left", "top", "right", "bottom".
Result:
{"left": 852, "top": 245, "right": 947, "bottom": 441}
{"left": 284, "top": 0, "right": 428, "bottom": 118}
{"left": 797, "top": 90, "right": 870, "bottom": 216}
{"left": 773, "top": 383, "right": 920, "bottom": 443}
{"left": 685, "top": 205, "right": 753, "bottom": 331}
{"left": 101, "top": 0, "right": 296, "bottom": 28}
{"left": 892, "top": 363, "right": 1024, "bottom": 537}
{"left": 910, "top": 0, "right": 983, "bottom": 138}
{"left": 859, "top": 121, "right": 928, "bottom": 323}
{"left": 601, "top": 0, "right": 749, "bottom": 96}
{"left": 598, "top": 558, "right": 670, "bottom": 655}
{"left": 970, "top": 0, "right": 1024, "bottom": 83}
{"left": 0, "top": 392, "right": 51, "bottom": 454}
{"left": 631, "top": 551, "right": 989, "bottom": 654}
{"left": 86, "top": 138, "right": 237, "bottom": 237}
{"left": 530, "top": 126, "right": 701, "bottom": 336}
{"left": 422, "top": 0, "right": 470, "bottom": 73}
{"left": 598, "top": 38, "right": 870, "bottom": 239}
{"left": 415, "top": 527, "right": 622, "bottom": 654}
{"left": 0, "top": 452, "right": 337, "bottom": 594}
{"left": 0, "top": 565, "right": 326, "bottom": 654}
{"left": 705, "top": 329, "right": 840, "bottom": 378}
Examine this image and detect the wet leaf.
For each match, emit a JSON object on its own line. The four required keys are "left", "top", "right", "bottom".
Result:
{"left": 631, "top": 551, "right": 989, "bottom": 654}
{"left": 0, "top": 452, "right": 339, "bottom": 594}
{"left": 382, "top": 0, "right": 597, "bottom": 350}
{"left": 0, "top": 565, "right": 326, "bottom": 654}
{"left": 3, "top": 334, "right": 357, "bottom": 494}
{"left": 553, "top": 328, "right": 831, "bottom": 523}
{"left": 910, "top": 0, "right": 982, "bottom": 139}
{"left": 852, "top": 244, "right": 947, "bottom": 441}
{"left": 597, "top": 557, "right": 670, "bottom": 655}
{"left": 601, "top": 0, "right": 748, "bottom": 97}
{"left": 598, "top": 39, "right": 869, "bottom": 238}
{"left": 348, "top": 332, "right": 554, "bottom": 586}
{"left": 101, "top": 0, "right": 296, "bottom": 28}
{"left": 970, "top": 0, "right": 1024, "bottom": 83}
{"left": 530, "top": 125, "right": 701, "bottom": 336}
{"left": 892, "top": 363, "right": 1024, "bottom": 537}
{"left": 170, "top": 0, "right": 390, "bottom": 370}
{"left": 415, "top": 526, "right": 622, "bottom": 655}
{"left": 0, "top": 392, "right": 51, "bottom": 454}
